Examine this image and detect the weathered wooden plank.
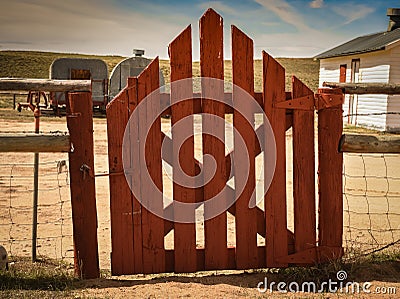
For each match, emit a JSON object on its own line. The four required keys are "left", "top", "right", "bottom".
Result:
{"left": 0, "top": 134, "right": 70, "bottom": 152}
{"left": 339, "top": 134, "right": 400, "bottom": 153}
{"left": 200, "top": 8, "right": 228, "bottom": 270}
{"left": 0, "top": 78, "right": 91, "bottom": 92}
{"left": 318, "top": 88, "right": 343, "bottom": 252}
{"left": 164, "top": 247, "right": 266, "bottom": 272}
{"left": 67, "top": 92, "right": 99, "bottom": 279}
{"left": 169, "top": 25, "right": 197, "bottom": 273}
{"left": 292, "top": 76, "right": 316, "bottom": 255}
{"left": 323, "top": 81, "right": 400, "bottom": 94}
{"left": 106, "top": 89, "right": 135, "bottom": 275}
{"left": 231, "top": 25, "right": 258, "bottom": 269}
{"left": 156, "top": 92, "right": 292, "bottom": 119}
{"left": 137, "top": 58, "right": 166, "bottom": 274}
{"left": 262, "top": 51, "right": 288, "bottom": 268}
{"left": 126, "top": 77, "right": 144, "bottom": 274}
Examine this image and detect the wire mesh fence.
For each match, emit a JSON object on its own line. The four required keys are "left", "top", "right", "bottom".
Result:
{"left": 343, "top": 153, "right": 400, "bottom": 257}
{"left": 0, "top": 121, "right": 399, "bottom": 269}
{"left": 0, "top": 159, "right": 74, "bottom": 262}
{"left": 342, "top": 105, "right": 400, "bottom": 257}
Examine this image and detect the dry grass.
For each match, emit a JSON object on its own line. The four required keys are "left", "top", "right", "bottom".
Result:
{"left": 0, "top": 257, "right": 76, "bottom": 298}
{"left": 160, "top": 57, "right": 320, "bottom": 92}
{"left": 1, "top": 253, "right": 399, "bottom": 298}
{"left": 0, "top": 51, "right": 319, "bottom": 110}
{"left": 0, "top": 51, "right": 125, "bottom": 79}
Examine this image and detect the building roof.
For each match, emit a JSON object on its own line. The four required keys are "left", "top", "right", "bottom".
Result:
{"left": 314, "top": 28, "right": 400, "bottom": 59}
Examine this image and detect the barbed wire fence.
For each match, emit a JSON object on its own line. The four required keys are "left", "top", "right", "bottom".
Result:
{"left": 342, "top": 108, "right": 400, "bottom": 259}
{"left": 0, "top": 157, "right": 75, "bottom": 263}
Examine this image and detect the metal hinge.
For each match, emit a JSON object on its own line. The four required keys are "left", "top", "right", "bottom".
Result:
{"left": 274, "top": 88, "right": 344, "bottom": 111}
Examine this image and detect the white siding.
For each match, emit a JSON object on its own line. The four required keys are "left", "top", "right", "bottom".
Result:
{"left": 318, "top": 57, "right": 352, "bottom": 120}
{"left": 318, "top": 57, "right": 351, "bottom": 86}
{"left": 357, "top": 51, "right": 390, "bottom": 83}
{"left": 354, "top": 94, "right": 387, "bottom": 130}
{"left": 387, "top": 95, "right": 400, "bottom": 132}
{"left": 319, "top": 51, "right": 391, "bottom": 131}
{"left": 389, "top": 41, "right": 400, "bottom": 83}
{"left": 356, "top": 52, "right": 389, "bottom": 130}
{"left": 387, "top": 43, "right": 400, "bottom": 131}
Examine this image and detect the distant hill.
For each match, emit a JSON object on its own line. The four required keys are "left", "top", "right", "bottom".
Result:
{"left": 0, "top": 50, "right": 319, "bottom": 92}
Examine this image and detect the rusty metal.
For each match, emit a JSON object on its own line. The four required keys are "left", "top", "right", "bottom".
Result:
{"left": 274, "top": 95, "right": 314, "bottom": 110}
{"left": 17, "top": 91, "right": 48, "bottom": 113}
{"left": 315, "top": 88, "right": 344, "bottom": 110}
{"left": 274, "top": 89, "right": 344, "bottom": 111}
{"left": 32, "top": 106, "right": 40, "bottom": 262}
{"left": 314, "top": 92, "right": 344, "bottom": 110}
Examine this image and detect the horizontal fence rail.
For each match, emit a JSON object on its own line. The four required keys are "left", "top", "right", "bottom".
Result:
{"left": 323, "top": 81, "right": 400, "bottom": 95}
{"left": 340, "top": 134, "right": 400, "bottom": 154}
{"left": 0, "top": 134, "right": 70, "bottom": 153}
{"left": 0, "top": 78, "right": 91, "bottom": 92}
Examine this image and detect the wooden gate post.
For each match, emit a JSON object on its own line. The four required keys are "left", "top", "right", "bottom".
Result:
{"left": 318, "top": 88, "right": 343, "bottom": 254}
{"left": 67, "top": 91, "right": 99, "bottom": 279}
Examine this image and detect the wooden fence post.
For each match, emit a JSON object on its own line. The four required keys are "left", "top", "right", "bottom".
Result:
{"left": 318, "top": 88, "right": 343, "bottom": 253}
{"left": 67, "top": 91, "right": 99, "bottom": 279}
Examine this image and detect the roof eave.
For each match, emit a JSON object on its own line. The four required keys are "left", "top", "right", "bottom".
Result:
{"left": 314, "top": 47, "right": 386, "bottom": 60}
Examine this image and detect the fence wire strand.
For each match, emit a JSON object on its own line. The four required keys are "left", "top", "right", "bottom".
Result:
{"left": 343, "top": 152, "right": 400, "bottom": 257}
{"left": 1, "top": 113, "right": 400, "bottom": 268}
{"left": 0, "top": 159, "right": 74, "bottom": 261}
{"left": 342, "top": 109, "right": 400, "bottom": 256}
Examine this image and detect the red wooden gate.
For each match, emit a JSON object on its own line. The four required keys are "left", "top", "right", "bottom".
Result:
{"left": 106, "top": 9, "right": 344, "bottom": 275}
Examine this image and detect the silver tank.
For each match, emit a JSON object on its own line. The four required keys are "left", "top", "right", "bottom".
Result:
{"left": 109, "top": 49, "right": 165, "bottom": 100}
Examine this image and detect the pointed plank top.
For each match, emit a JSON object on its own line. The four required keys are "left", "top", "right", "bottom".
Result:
{"left": 262, "top": 51, "right": 284, "bottom": 72}
{"left": 139, "top": 56, "right": 159, "bottom": 79}
{"left": 201, "top": 8, "right": 223, "bottom": 21}
{"left": 292, "top": 76, "right": 313, "bottom": 96}
{"left": 169, "top": 25, "right": 191, "bottom": 52}
{"left": 231, "top": 25, "right": 253, "bottom": 42}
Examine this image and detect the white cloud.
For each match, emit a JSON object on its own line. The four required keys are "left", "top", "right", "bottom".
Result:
{"left": 0, "top": 0, "right": 378, "bottom": 59}
{"left": 332, "top": 4, "right": 375, "bottom": 25}
{"left": 255, "top": 29, "right": 344, "bottom": 58}
{"left": 197, "top": 1, "right": 239, "bottom": 16}
{"left": 0, "top": 0, "right": 188, "bottom": 58}
{"left": 254, "top": 0, "right": 312, "bottom": 32}
{"left": 309, "top": 0, "right": 324, "bottom": 9}
{"left": 262, "top": 21, "right": 280, "bottom": 26}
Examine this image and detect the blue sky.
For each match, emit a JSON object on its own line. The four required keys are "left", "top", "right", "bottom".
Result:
{"left": 0, "top": 0, "right": 398, "bottom": 59}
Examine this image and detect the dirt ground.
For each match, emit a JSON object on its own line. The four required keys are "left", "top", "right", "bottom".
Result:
{"left": 1, "top": 113, "right": 400, "bottom": 298}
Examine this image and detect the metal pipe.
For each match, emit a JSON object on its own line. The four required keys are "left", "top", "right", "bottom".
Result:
{"left": 32, "top": 107, "right": 40, "bottom": 262}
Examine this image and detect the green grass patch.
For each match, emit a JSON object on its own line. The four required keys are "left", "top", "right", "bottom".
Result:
{"left": 0, "top": 257, "right": 76, "bottom": 291}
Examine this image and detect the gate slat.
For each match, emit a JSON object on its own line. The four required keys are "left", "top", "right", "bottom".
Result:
{"left": 200, "top": 8, "right": 229, "bottom": 270}
{"left": 137, "top": 58, "right": 166, "bottom": 273}
{"left": 262, "top": 51, "right": 288, "bottom": 267}
{"left": 169, "top": 25, "right": 197, "bottom": 272}
{"left": 292, "top": 76, "right": 316, "bottom": 254}
{"left": 127, "top": 77, "right": 144, "bottom": 274}
{"left": 106, "top": 90, "right": 135, "bottom": 275}
{"left": 318, "top": 88, "right": 343, "bottom": 251}
{"left": 231, "top": 25, "right": 258, "bottom": 269}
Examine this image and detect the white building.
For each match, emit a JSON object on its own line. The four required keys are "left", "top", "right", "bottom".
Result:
{"left": 315, "top": 8, "right": 400, "bottom": 132}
